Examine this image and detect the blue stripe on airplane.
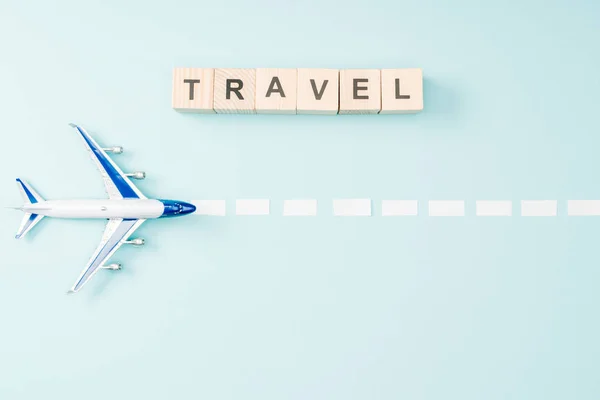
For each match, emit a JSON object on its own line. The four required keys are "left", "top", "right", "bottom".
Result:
{"left": 75, "top": 126, "right": 139, "bottom": 199}
{"left": 16, "top": 179, "right": 38, "bottom": 204}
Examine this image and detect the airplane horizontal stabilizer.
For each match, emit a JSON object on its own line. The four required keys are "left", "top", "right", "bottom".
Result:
{"left": 15, "top": 213, "right": 45, "bottom": 239}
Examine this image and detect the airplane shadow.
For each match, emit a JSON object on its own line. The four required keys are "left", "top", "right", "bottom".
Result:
{"left": 86, "top": 214, "right": 225, "bottom": 300}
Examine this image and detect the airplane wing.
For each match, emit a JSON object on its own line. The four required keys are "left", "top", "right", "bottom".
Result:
{"left": 68, "top": 218, "right": 146, "bottom": 293}
{"left": 69, "top": 123, "right": 146, "bottom": 200}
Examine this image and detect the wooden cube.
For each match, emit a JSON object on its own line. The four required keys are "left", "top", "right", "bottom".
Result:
{"left": 380, "top": 68, "right": 423, "bottom": 114}
{"left": 172, "top": 68, "right": 215, "bottom": 113}
{"left": 255, "top": 68, "right": 297, "bottom": 114}
{"left": 213, "top": 68, "right": 256, "bottom": 114}
{"left": 296, "top": 69, "right": 339, "bottom": 115}
{"left": 339, "top": 69, "right": 381, "bottom": 114}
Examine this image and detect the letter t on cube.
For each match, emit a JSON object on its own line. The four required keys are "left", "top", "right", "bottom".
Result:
{"left": 172, "top": 68, "right": 215, "bottom": 113}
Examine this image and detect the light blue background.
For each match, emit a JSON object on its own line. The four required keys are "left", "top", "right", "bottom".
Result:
{"left": 0, "top": 1, "right": 598, "bottom": 399}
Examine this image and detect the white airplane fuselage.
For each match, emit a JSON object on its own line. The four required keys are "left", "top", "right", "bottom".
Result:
{"left": 22, "top": 199, "right": 172, "bottom": 219}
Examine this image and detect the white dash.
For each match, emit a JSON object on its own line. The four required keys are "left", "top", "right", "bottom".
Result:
{"left": 521, "top": 200, "right": 557, "bottom": 216}
{"left": 191, "top": 200, "right": 226, "bottom": 216}
{"left": 333, "top": 199, "right": 371, "bottom": 216}
{"left": 428, "top": 200, "right": 465, "bottom": 217}
{"left": 567, "top": 200, "right": 600, "bottom": 216}
{"left": 476, "top": 200, "right": 512, "bottom": 216}
{"left": 236, "top": 199, "right": 270, "bottom": 216}
{"left": 381, "top": 200, "right": 418, "bottom": 216}
{"left": 283, "top": 199, "right": 317, "bottom": 216}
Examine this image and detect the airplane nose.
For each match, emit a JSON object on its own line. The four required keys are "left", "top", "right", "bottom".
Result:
{"left": 181, "top": 202, "right": 196, "bottom": 215}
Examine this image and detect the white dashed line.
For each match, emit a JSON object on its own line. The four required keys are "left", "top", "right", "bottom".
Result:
{"left": 476, "top": 200, "right": 512, "bottom": 216}
{"left": 283, "top": 199, "right": 317, "bottom": 216}
{"left": 333, "top": 199, "right": 371, "bottom": 216}
{"left": 381, "top": 200, "right": 418, "bottom": 216}
{"left": 428, "top": 200, "right": 464, "bottom": 216}
{"left": 567, "top": 200, "right": 600, "bottom": 216}
{"left": 191, "top": 200, "right": 226, "bottom": 216}
{"left": 521, "top": 200, "right": 557, "bottom": 216}
{"left": 236, "top": 199, "right": 270, "bottom": 215}
{"left": 187, "top": 199, "right": 600, "bottom": 217}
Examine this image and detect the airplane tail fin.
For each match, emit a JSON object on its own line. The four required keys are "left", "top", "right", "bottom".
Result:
{"left": 16, "top": 178, "right": 45, "bottom": 205}
{"left": 14, "top": 179, "right": 46, "bottom": 239}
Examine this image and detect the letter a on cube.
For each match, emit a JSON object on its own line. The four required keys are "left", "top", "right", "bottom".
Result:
{"left": 213, "top": 69, "right": 256, "bottom": 114}
{"left": 255, "top": 68, "right": 297, "bottom": 114}
{"left": 172, "top": 68, "right": 215, "bottom": 113}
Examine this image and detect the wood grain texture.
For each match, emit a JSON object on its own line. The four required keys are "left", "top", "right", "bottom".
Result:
{"left": 380, "top": 68, "right": 423, "bottom": 114}
{"left": 296, "top": 69, "right": 339, "bottom": 115}
{"left": 213, "top": 68, "right": 256, "bottom": 114}
{"left": 255, "top": 68, "right": 297, "bottom": 114}
{"left": 339, "top": 69, "right": 381, "bottom": 114}
{"left": 172, "top": 68, "right": 215, "bottom": 113}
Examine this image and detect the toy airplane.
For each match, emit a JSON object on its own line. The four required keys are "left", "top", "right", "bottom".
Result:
{"left": 12, "top": 124, "right": 196, "bottom": 294}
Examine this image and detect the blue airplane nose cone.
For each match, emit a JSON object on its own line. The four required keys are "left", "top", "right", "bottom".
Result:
{"left": 159, "top": 200, "right": 196, "bottom": 217}
{"left": 181, "top": 202, "right": 196, "bottom": 215}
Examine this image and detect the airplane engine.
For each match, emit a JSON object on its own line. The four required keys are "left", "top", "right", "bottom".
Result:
{"left": 126, "top": 171, "right": 146, "bottom": 180}
{"left": 103, "top": 146, "right": 124, "bottom": 154}
{"left": 126, "top": 238, "right": 145, "bottom": 246}
{"left": 104, "top": 263, "right": 122, "bottom": 270}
